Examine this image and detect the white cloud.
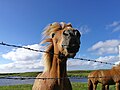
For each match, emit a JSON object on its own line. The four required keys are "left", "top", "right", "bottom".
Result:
{"left": 78, "top": 25, "right": 90, "bottom": 34}
{"left": 106, "top": 21, "right": 120, "bottom": 32}
{"left": 88, "top": 39, "right": 120, "bottom": 55}
{"left": 67, "top": 55, "right": 119, "bottom": 70}
{"left": 1, "top": 42, "right": 120, "bottom": 73}
{"left": 108, "top": 21, "right": 120, "bottom": 27}
{"left": 0, "top": 44, "right": 45, "bottom": 73}
{"left": 113, "top": 25, "right": 120, "bottom": 32}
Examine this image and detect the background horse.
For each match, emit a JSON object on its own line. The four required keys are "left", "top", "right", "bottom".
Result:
{"left": 88, "top": 65, "right": 120, "bottom": 90}
{"left": 32, "top": 22, "right": 81, "bottom": 90}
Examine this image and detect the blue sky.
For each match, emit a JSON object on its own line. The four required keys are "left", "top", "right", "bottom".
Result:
{"left": 0, "top": 0, "right": 120, "bottom": 73}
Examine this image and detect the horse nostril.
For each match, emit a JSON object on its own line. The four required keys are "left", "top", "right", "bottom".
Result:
{"left": 67, "top": 44, "right": 79, "bottom": 50}
{"left": 63, "top": 30, "right": 81, "bottom": 37}
{"left": 74, "top": 30, "right": 80, "bottom": 37}
{"left": 72, "top": 44, "right": 80, "bottom": 49}
{"left": 71, "top": 44, "right": 76, "bottom": 47}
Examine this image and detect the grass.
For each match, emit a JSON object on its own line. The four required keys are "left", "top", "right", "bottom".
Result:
{"left": 0, "top": 70, "right": 90, "bottom": 90}
{"left": 0, "top": 84, "right": 32, "bottom": 90}
{"left": 67, "top": 70, "right": 92, "bottom": 77}
{"left": 0, "top": 70, "right": 92, "bottom": 77}
{"left": 0, "top": 72, "right": 40, "bottom": 77}
{"left": 72, "top": 82, "right": 116, "bottom": 90}
{"left": 0, "top": 83, "right": 116, "bottom": 90}
{"left": 0, "top": 70, "right": 116, "bottom": 90}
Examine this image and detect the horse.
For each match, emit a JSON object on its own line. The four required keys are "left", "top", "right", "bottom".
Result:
{"left": 88, "top": 65, "right": 120, "bottom": 90}
{"left": 32, "top": 22, "right": 81, "bottom": 90}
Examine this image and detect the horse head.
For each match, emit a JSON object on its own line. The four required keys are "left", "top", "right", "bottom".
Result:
{"left": 50, "top": 22, "right": 81, "bottom": 58}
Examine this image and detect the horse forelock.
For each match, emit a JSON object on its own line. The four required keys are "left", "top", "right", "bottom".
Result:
{"left": 42, "top": 22, "right": 73, "bottom": 38}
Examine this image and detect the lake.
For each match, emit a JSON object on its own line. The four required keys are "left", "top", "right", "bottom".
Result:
{"left": 0, "top": 77, "right": 88, "bottom": 86}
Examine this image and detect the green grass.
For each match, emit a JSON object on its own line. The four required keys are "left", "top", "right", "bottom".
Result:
{"left": 0, "top": 70, "right": 92, "bottom": 78}
{"left": 72, "top": 82, "right": 115, "bottom": 90}
{"left": 0, "top": 72, "right": 41, "bottom": 77}
{"left": 67, "top": 70, "right": 92, "bottom": 77}
{"left": 0, "top": 70, "right": 116, "bottom": 90}
{"left": 0, "top": 84, "right": 32, "bottom": 90}
{"left": 0, "top": 83, "right": 116, "bottom": 90}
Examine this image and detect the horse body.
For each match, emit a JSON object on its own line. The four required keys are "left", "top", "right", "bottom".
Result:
{"left": 32, "top": 22, "right": 81, "bottom": 90}
{"left": 88, "top": 68, "right": 120, "bottom": 90}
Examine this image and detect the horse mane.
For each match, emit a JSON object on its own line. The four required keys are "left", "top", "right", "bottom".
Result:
{"left": 41, "top": 22, "right": 72, "bottom": 71}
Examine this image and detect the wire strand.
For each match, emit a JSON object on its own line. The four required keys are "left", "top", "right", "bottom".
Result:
{"left": 0, "top": 42, "right": 116, "bottom": 65}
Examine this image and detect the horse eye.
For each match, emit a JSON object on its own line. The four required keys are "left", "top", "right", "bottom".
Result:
{"left": 63, "top": 31, "right": 69, "bottom": 36}
{"left": 52, "top": 33, "right": 55, "bottom": 38}
{"left": 74, "top": 30, "right": 81, "bottom": 37}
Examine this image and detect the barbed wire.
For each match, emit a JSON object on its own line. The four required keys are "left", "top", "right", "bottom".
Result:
{"left": 0, "top": 76, "right": 86, "bottom": 80}
{"left": 0, "top": 75, "right": 120, "bottom": 80}
{"left": 73, "top": 57, "right": 116, "bottom": 65}
{"left": 0, "top": 42, "right": 116, "bottom": 65}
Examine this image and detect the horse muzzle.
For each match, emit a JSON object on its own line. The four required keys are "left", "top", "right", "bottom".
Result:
{"left": 62, "top": 44, "right": 80, "bottom": 58}
{"left": 61, "top": 29, "right": 81, "bottom": 58}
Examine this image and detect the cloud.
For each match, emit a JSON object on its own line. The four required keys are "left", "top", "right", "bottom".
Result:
{"left": 0, "top": 44, "right": 45, "bottom": 73}
{"left": 88, "top": 39, "right": 120, "bottom": 55}
{"left": 113, "top": 25, "right": 120, "bottom": 32}
{"left": 106, "top": 21, "right": 120, "bottom": 32}
{"left": 1, "top": 42, "right": 120, "bottom": 73}
{"left": 67, "top": 55, "right": 119, "bottom": 70}
{"left": 108, "top": 21, "right": 120, "bottom": 27}
{"left": 78, "top": 25, "right": 90, "bottom": 34}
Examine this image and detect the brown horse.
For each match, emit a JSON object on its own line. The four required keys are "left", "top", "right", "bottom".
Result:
{"left": 88, "top": 65, "right": 120, "bottom": 90}
{"left": 32, "top": 22, "right": 81, "bottom": 90}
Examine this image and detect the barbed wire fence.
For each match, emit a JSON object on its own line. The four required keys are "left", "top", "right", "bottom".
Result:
{"left": 0, "top": 42, "right": 117, "bottom": 90}
{"left": 0, "top": 42, "right": 116, "bottom": 65}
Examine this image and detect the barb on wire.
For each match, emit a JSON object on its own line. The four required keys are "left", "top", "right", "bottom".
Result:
{"left": 0, "top": 42, "right": 57, "bottom": 55}
{"left": 0, "top": 76, "right": 86, "bottom": 80}
{"left": 0, "top": 42, "right": 116, "bottom": 66}
{"left": 73, "top": 58, "right": 116, "bottom": 65}
{"left": 0, "top": 42, "right": 45, "bottom": 52}
{"left": 1, "top": 76, "right": 120, "bottom": 80}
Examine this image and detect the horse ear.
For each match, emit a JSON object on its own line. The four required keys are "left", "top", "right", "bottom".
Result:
{"left": 52, "top": 33, "right": 55, "bottom": 38}
{"left": 60, "top": 22, "right": 65, "bottom": 29}
{"left": 67, "top": 23, "right": 72, "bottom": 27}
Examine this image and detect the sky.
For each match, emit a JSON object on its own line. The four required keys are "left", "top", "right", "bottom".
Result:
{"left": 0, "top": 0, "right": 120, "bottom": 73}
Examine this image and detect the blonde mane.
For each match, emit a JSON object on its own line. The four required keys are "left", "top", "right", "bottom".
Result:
{"left": 41, "top": 22, "right": 72, "bottom": 71}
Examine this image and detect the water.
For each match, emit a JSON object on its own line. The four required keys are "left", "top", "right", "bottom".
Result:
{"left": 0, "top": 77, "right": 88, "bottom": 86}
{"left": 0, "top": 77, "right": 34, "bottom": 86}
{"left": 70, "top": 77, "right": 88, "bottom": 83}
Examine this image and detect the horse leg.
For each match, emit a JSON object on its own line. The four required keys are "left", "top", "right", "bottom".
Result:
{"left": 105, "top": 85, "right": 109, "bottom": 90}
{"left": 102, "top": 84, "right": 105, "bottom": 90}
{"left": 88, "top": 79, "right": 93, "bottom": 90}
{"left": 116, "top": 82, "right": 120, "bottom": 90}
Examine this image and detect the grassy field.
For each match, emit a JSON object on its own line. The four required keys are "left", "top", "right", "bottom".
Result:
{"left": 0, "top": 83, "right": 116, "bottom": 90}
{"left": 0, "top": 72, "right": 40, "bottom": 77}
{"left": 0, "top": 84, "right": 32, "bottom": 90}
{"left": 0, "top": 70, "right": 115, "bottom": 90}
{"left": 0, "top": 70, "right": 92, "bottom": 77}
{"left": 67, "top": 70, "right": 92, "bottom": 77}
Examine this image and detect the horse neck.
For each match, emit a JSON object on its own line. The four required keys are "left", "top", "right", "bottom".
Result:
{"left": 50, "top": 54, "right": 67, "bottom": 78}
{"left": 50, "top": 55, "right": 67, "bottom": 88}
{"left": 51, "top": 42, "right": 67, "bottom": 78}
